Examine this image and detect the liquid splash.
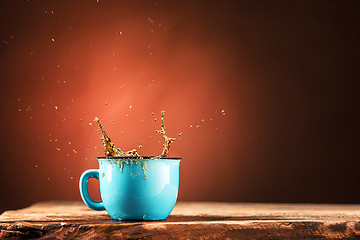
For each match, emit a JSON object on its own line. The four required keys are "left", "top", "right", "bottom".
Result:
{"left": 94, "top": 111, "right": 176, "bottom": 179}
{"left": 155, "top": 110, "right": 176, "bottom": 158}
{"left": 94, "top": 117, "right": 139, "bottom": 157}
{"left": 94, "top": 110, "right": 176, "bottom": 158}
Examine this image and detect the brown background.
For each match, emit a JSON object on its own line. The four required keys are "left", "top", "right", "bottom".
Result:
{"left": 0, "top": 0, "right": 359, "bottom": 214}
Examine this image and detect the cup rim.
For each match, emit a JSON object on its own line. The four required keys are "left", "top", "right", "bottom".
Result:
{"left": 97, "top": 156, "right": 181, "bottom": 160}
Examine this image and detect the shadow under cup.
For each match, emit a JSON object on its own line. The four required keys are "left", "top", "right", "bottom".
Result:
{"left": 79, "top": 157, "right": 181, "bottom": 220}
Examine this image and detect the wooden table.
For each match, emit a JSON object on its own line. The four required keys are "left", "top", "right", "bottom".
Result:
{"left": 1, "top": 201, "right": 360, "bottom": 239}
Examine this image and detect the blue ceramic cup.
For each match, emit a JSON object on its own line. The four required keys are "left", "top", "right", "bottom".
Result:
{"left": 79, "top": 157, "right": 180, "bottom": 220}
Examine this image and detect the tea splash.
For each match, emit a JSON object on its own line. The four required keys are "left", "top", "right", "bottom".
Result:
{"left": 94, "top": 111, "right": 176, "bottom": 178}
{"left": 94, "top": 117, "right": 139, "bottom": 157}
{"left": 94, "top": 110, "right": 176, "bottom": 158}
{"left": 155, "top": 110, "right": 176, "bottom": 158}
{"left": 94, "top": 110, "right": 176, "bottom": 159}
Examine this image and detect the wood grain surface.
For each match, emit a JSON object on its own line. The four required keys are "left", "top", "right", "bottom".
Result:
{"left": 1, "top": 201, "right": 360, "bottom": 239}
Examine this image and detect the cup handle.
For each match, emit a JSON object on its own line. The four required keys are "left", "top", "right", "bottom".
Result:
{"left": 79, "top": 169, "right": 105, "bottom": 211}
